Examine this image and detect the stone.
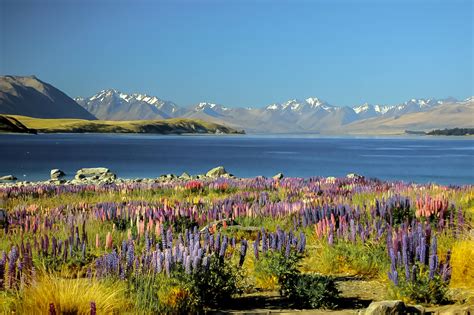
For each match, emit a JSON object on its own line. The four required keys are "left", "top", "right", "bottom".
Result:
{"left": 74, "top": 167, "right": 116, "bottom": 183}
{"left": 180, "top": 172, "right": 191, "bottom": 180}
{"left": 272, "top": 173, "right": 284, "bottom": 180}
{"left": 0, "top": 175, "right": 17, "bottom": 181}
{"left": 50, "top": 169, "right": 65, "bottom": 179}
{"left": 76, "top": 167, "right": 109, "bottom": 176}
{"left": 364, "top": 300, "right": 408, "bottom": 315}
{"left": 347, "top": 173, "right": 364, "bottom": 179}
{"left": 205, "top": 166, "right": 228, "bottom": 178}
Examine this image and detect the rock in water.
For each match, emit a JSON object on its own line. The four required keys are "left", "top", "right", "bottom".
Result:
{"left": 0, "top": 175, "right": 17, "bottom": 181}
{"left": 206, "top": 166, "right": 228, "bottom": 178}
{"left": 50, "top": 169, "right": 65, "bottom": 179}
{"left": 273, "top": 173, "right": 284, "bottom": 180}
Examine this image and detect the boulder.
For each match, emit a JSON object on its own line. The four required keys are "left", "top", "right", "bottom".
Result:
{"left": 206, "top": 166, "right": 228, "bottom": 178}
{"left": 76, "top": 167, "right": 109, "bottom": 176}
{"left": 363, "top": 300, "right": 423, "bottom": 315}
{"left": 347, "top": 173, "right": 364, "bottom": 179}
{"left": 272, "top": 173, "right": 284, "bottom": 180}
{"left": 0, "top": 175, "right": 17, "bottom": 181}
{"left": 50, "top": 169, "right": 65, "bottom": 180}
{"left": 74, "top": 167, "right": 116, "bottom": 183}
{"left": 180, "top": 172, "right": 191, "bottom": 180}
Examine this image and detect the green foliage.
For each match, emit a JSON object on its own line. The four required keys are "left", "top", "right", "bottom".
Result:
{"left": 128, "top": 273, "right": 196, "bottom": 313}
{"left": 163, "top": 215, "right": 198, "bottom": 234}
{"left": 285, "top": 273, "right": 340, "bottom": 309}
{"left": 390, "top": 264, "right": 449, "bottom": 305}
{"left": 112, "top": 217, "right": 129, "bottom": 231}
{"left": 256, "top": 251, "right": 340, "bottom": 309}
{"left": 184, "top": 255, "right": 243, "bottom": 307}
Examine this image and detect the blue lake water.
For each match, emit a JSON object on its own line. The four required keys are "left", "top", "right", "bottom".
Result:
{"left": 0, "top": 134, "right": 473, "bottom": 185}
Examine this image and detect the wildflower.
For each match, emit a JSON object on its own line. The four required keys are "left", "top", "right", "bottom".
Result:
{"left": 239, "top": 239, "right": 248, "bottom": 266}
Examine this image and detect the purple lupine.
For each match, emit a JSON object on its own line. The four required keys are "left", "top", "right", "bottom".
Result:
{"left": 184, "top": 254, "right": 192, "bottom": 274}
{"left": 202, "top": 256, "right": 210, "bottom": 270}
{"left": 126, "top": 241, "right": 135, "bottom": 271}
{"left": 214, "top": 232, "right": 221, "bottom": 254}
{"left": 441, "top": 250, "right": 452, "bottom": 282}
{"left": 239, "top": 239, "right": 248, "bottom": 266}
{"left": 7, "top": 246, "right": 19, "bottom": 289}
{"left": 81, "top": 242, "right": 86, "bottom": 261}
{"left": 49, "top": 303, "right": 56, "bottom": 315}
{"left": 328, "top": 230, "right": 334, "bottom": 246}
{"left": 166, "top": 228, "right": 173, "bottom": 249}
{"left": 428, "top": 235, "right": 438, "bottom": 279}
{"left": 388, "top": 247, "right": 398, "bottom": 286}
{"left": 192, "top": 255, "right": 201, "bottom": 272}
{"left": 219, "top": 235, "right": 228, "bottom": 257}
{"left": 261, "top": 229, "right": 268, "bottom": 254}
{"left": 285, "top": 237, "right": 291, "bottom": 258}
{"left": 0, "top": 251, "right": 6, "bottom": 290}
{"left": 253, "top": 239, "right": 259, "bottom": 260}
{"left": 270, "top": 233, "right": 277, "bottom": 250}
{"left": 164, "top": 249, "right": 172, "bottom": 276}
{"left": 90, "top": 301, "right": 96, "bottom": 315}
{"left": 298, "top": 231, "right": 306, "bottom": 253}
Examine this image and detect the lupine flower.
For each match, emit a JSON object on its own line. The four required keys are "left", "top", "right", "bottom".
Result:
{"left": 239, "top": 239, "right": 248, "bottom": 266}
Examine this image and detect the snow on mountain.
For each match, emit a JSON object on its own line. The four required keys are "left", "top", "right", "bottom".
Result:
{"left": 74, "top": 89, "right": 469, "bottom": 133}
{"left": 75, "top": 89, "right": 183, "bottom": 120}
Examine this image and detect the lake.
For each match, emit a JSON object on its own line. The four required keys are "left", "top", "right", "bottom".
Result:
{"left": 0, "top": 134, "right": 473, "bottom": 185}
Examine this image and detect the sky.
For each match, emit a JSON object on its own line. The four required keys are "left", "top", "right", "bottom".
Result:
{"left": 0, "top": 0, "right": 472, "bottom": 108}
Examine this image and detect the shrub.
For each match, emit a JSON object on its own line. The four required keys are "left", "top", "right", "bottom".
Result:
{"left": 129, "top": 273, "right": 196, "bottom": 313}
{"left": 389, "top": 264, "right": 449, "bottom": 305}
{"left": 285, "top": 273, "right": 340, "bottom": 309}
{"left": 184, "top": 254, "right": 243, "bottom": 307}
{"left": 256, "top": 251, "right": 340, "bottom": 309}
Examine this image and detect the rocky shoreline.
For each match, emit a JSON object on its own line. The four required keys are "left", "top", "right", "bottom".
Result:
{"left": 0, "top": 166, "right": 364, "bottom": 188}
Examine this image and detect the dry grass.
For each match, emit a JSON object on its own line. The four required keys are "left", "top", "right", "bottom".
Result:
{"left": 450, "top": 239, "right": 474, "bottom": 289}
{"left": 12, "top": 275, "right": 129, "bottom": 314}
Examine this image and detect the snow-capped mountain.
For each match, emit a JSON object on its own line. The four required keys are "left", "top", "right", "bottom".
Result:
{"left": 265, "top": 97, "right": 333, "bottom": 113}
{"left": 75, "top": 89, "right": 184, "bottom": 120}
{"left": 74, "top": 89, "right": 471, "bottom": 133}
{"left": 192, "top": 102, "right": 230, "bottom": 117}
{"left": 352, "top": 98, "right": 451, "bottom": 119}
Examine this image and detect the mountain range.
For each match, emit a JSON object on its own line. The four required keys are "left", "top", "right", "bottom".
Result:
{"left": 75, "top": 89, "right": 473, "bottom": 134}
{"left": 0, "top": 75, "right": 472, "bottom": 134}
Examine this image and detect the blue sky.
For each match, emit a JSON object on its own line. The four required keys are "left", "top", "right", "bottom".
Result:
{"left": 1, "top": 0, "right": 472, "bottom": 107}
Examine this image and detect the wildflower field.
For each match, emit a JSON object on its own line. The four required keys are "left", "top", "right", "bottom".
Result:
{"left": 0, "top": 176, "right": 473, "bottom": 313}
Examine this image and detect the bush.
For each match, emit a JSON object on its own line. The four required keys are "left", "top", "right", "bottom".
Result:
{"left": 129, "top": 273, "right": 196, "bottom": 313}
{"left": 389, "top": 265, "right": 449, "bottom": 305}
{"left": 255, "top": 251, "right": 340, "bottom": 309}
{"left": 184, "top": 254, "right": 243, "bottom": 307}
{"left": 285, "top": 273, "right": 340, "bottom": 309}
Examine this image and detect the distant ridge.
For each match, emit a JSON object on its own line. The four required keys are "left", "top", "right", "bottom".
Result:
{"left": 0, "top": 75, "right": 96, "bottom": 120}
{"left": 78, "top": 88, "right": 473, "bottom": 134}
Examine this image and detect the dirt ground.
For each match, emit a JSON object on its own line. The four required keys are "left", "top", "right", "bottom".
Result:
{"left": 209, "top": 276, "right": 473, "bottom": 315}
